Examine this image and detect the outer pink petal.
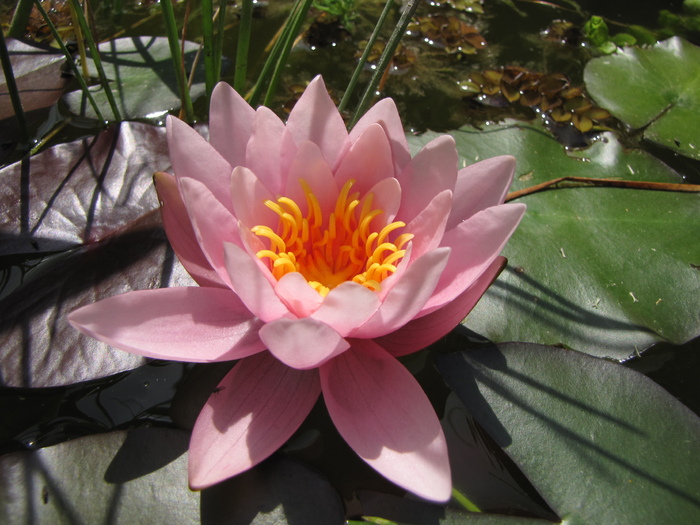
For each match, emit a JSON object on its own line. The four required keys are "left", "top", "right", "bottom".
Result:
{"left": 223, "top": 242, "right": 291, "bottom": 322}
{"left": 376, "top": 256, "right": 507, "bottom": 357}
{"left": 396, "top": 135, "right": 458, "bottom": 223}
{"left": 350, "top": 97, "right": 411, "bottom": 174}
{"left": 320, "top": 340, "right": 451, "bottom": 502}
{"left": 68, "top": 287, "right": 264, "bottom": 362}
{"left": 283, "top": 141, "right": 338, "bottom": 219}
{"left": 404, "top": 189, "right": 452, "bottom": 262}
{"left": 179, "top": 177, "right": 241, "bottom": 288}
{"left": 229, "top": 166, "right": 277, "bottom": 229}
{"left": 154, "top": 172, "right": 225, "bottom": 288}
{"left": 189, "top": 352, "right": 321, "bottom": 489}
{"left": 334, "top": 123, "right": 394, "bottom": 196}
{"left": 424, "top": 203, "right": 526, "bottom": 312}
{"left": 275, "top": 272, "right": 323, "bottom": 318}
{"left": 447, "top": 156, "right": 516, "bottom": 230}
{"left": 245, "top": 106, "right": 287, "bottom": 195}
{"left": 209, "top": 82, "right": 256, "bottom": 169}
{"left": 259, "top": 318, "right": 350, "bottom": 369}
{"left": 351, "top": 247, "right": 451, "bottom": 339}
{"left": 286, "top": 76, "right": 349, "bottom": 168}
{"left": 166, "top": 116, "right": 234, "bottom": 212}
{"left": 311, "top": 282, "right": 380, "bottom": 336}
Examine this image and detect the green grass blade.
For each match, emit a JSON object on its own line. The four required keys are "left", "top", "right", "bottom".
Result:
{"left": 7, "top": 0, "right": 34, "bottom": 39}
{"left": 201, "top": 0, "right": 215, "bottom": 99}
{"left": 0, "top": 26, "right": 29, "bottom": 146}
{"left": 214, "top": 0, "right": 227, "bottom": 82}
{"left": 233, "top": 0, "right": 253, "bottom": 95}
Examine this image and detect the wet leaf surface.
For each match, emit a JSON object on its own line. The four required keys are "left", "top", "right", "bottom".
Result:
{"left": 437, "top": 342, "right": 700, "bottom": 525}
{"left": 585, "top": 37, "right": 700, "bottom": 160}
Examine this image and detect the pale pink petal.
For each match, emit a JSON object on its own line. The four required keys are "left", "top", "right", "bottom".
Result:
{"left": 320, "top": 340, "right": 451, "bottom": 502}
{"left": 209, "top": 82, "right": 256, "bottom": 169}
{"left": 350, "top": 97, "right": 411, "bottom": 174}
{"left": 167, "top": 116, "right": 234, "bottom": 211}
{"left": 189, "top": 352, "right": 321, "bottom": 489}
{"left": 154, "top": 172, "right": 225, "bottom": 288}
{"left": 404, "top": 189, "right": 452, "bottom": 262}
{"left": 286, "top": 76, "right": 349, "bottom": 168}
{"left": 230, "top": 166, "right": 278, "bottom": 229}
{"left": 179, "top": 177, "right": 241, "bottom": 288}
{"left": 311, "top": 282, "right": 380, "bottom": 336}
{"left": 223, "top": 242, "right": 291, "bottom": 322}
{"left": 334, "top": 123, "right": 394, "bottom": 196}
{"left": 245, "top": 106, "right": 287, "bottom": 195}
{"left": 447, "top": 156, "right": 516, "bottom": 230}
{"left": 283, "top": 141, "right": 338, "bottom": 218}
{"left": 259, "top": 317, "right": 350, "bottom": 369}
{"left": 424, "top": 203, "right": 526, "bottom": 312}
{"left": 275, "top": 272, "right": 323, "bottom": 318}
{"left": 396, "top": 135, "right": 458, "bottom": 224}
{"left": 359, "top": 177, "right": 402, "bottom": 229}
{"left": 376, "top": 257, "right": 507, "bottom": 356}
{"left": 68, "top": 287, "right": 264, "bottom": 362}
{"left": 351, "top": 247, "right": 451, "bottom": 339}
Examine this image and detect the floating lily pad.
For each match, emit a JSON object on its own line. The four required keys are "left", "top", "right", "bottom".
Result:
{"left": 62, "top": 36, "right": 206, "bottom": 121}
{"left": 437, "top": 342, "right": 700, "bottom": 524}
{"left": 408, "top": 122, "right": 699, "bottom": 359}
{"left": 584, "top": 37, "right": 700, "bottom": 160}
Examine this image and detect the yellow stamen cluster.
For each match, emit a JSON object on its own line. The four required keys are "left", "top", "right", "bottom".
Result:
{"left": 252, "top": 179, "right": 413, "bottom": 297}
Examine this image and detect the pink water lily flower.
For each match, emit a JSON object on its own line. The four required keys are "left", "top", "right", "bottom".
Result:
{"left": 69, "top": 76, "right": 525, "bottom": 502}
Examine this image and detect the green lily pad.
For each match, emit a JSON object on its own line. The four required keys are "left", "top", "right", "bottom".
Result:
{"left": 408, "top": 122, "right": 699, "bottom": 359}
{"left": 437, "top": 342, "right": 700, "bottom": 525}
{"left": 62, "top": 36, "right": 206, "bottom": 121}
{"left": 584, "top": 37, "right": 700, "bottom": 160}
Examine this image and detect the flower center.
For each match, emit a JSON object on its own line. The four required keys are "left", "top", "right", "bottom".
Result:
{"left": 252, "top": 179, "right": 413, "bottom": 297}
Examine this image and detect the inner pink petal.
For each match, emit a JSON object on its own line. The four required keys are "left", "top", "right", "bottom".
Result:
{"left": 334, "top": 123, "right": 394, "bottom": 196}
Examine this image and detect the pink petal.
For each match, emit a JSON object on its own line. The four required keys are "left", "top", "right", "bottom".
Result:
{"left": 396, "top": 135, "right": 458, "bottom": 223}
{"left": 223, "top": 242, "right": 292, "bottom": 322}
{"left": 447, "top": 156, "right": 516, "bottom": 230}
{"left": 283, "top": 141, "right": 338, "bottom": 219}
{"left": 274, "top": 272, "right": 323, "bottom": 318}
{"left": 424, "top": 203, "right": 526, "bottom": 312}
{"left": 229, "top": 166, "right": 277, "bottom": 229}
{"left": 351, "top": 247, "right": 451, "bottom": 339}
{"left": 376, "top": 256, "right": 507, "bottom": 357}
{"left": 154, "top": 172, "right": 225, "bottom": 288}
{"left": 311, "top": 282, "right": 380, "bottom": 336}
{"left": 259, "top": 317, "right": 350, "bottom": 369}
{"left": 209, "top": 82, "right": 256, "bottom": 170}
{"left": 404, "top": 189, "right": 452, "bottom": 262}
{"left": 286, "top": 76, "right": 349, "bottom": 169}
{"left": 189, "top": 352, "right": 321, "bottom": 489}
{"left": 245, "top": 106, "right": 287, "bottom": 195}
{"left": 350, "top": 97, "right": 411, "bottom": 174}
{"left": 320, "top": 340, "right": 451, "bottom": 502}
{"left": 334, "top": 123, "right": 394, "bottom": 196}
{"left": 179, "top": 177, "right": 241, "bottom": 288}
{"left": 68, "top": 287, "right": 264, "bottom": 362}
{"left": 359, "top": 177, "right": 402, "bottom": 228}
{"left": 167, "top": 116, "right": 234, "bottom": 212}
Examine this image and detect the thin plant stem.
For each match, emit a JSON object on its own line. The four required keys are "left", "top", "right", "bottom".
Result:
{"left": 201, "top": 0, "right": 215, "bottom": 99}
{"left": 67, "top": 0, "right": 90, "bottom": 80}
{"left": 248, "top": 0, "right": 306, "bottom": 107}
{"left": 338, "top": 0, "right": 395, "bottom": 113}
{"left": 33, "top": 0, "right": 105, "bottom": 123}
{"left": 262, "top": 0, "right": 314, "bottom": 108}
{"left": 0, "top": 26, "right": 29, "bottom": 145}
{"left": 451, "top": 488, "right": 481, "bottom": 513}
{"left": 161, "top": 0, "right": 195, "bottom": 122}
{"left": 214, "top": 0, "right": 227, "bottom": 82}
{"left": 234, "top": 0, "right": 253, "bottom": 95}
{"left": 8, "top": 0, "right": 34, "bottom": 39}
{"left": 349, "top": 0, "right": 420, "bottom": 128}
{"left": 70, "top": 0, "right": 122, "bottom": 121}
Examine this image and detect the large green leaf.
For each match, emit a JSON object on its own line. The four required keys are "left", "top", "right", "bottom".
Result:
{"left": 584, "top": 37, "right": 700, "bottom": 160}
{"left": 408, "top": 123, "right": 700, "bottom": 359}
{"left": 62, "top": 36, "right": 206, "bottom": 121}
{"left": 437, "top": 342, "right": 700, "bottom": 525}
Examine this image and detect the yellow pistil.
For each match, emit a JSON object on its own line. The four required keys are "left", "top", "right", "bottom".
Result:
{"left": 252, "top": 179, "right": 413, "bottom": 297}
